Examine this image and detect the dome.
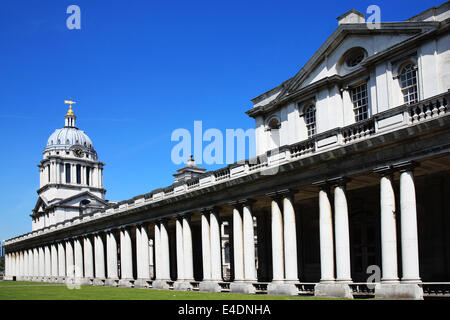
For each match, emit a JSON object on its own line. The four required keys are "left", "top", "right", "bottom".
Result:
{"left": 44, "top": 102, "right": 95, "bottom": 152}
{"left": 45, "top": 127, "right": 94, "bottom": 151}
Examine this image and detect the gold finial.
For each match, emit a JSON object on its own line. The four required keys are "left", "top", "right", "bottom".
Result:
{"left": 64, "top": 99, "right": 76, "bottom": 116}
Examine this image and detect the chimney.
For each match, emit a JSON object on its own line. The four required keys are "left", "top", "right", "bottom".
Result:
{"left": 337, "top": 9, "right": 366, "bottom": 25}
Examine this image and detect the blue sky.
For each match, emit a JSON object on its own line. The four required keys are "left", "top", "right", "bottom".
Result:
{"left": 0, "top": 0, "right": 443, "bottom": 241}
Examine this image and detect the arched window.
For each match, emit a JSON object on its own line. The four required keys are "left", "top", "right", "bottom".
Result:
{"left": 304, "top": 105, "right": 316, "bottom": 137}
{"left": 399, "top": 63, "right": 418, "bottom": 105}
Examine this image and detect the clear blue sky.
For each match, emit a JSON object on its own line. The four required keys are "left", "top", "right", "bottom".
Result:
{"left": 0, "top": 0, "right": 443, "bottom": 241}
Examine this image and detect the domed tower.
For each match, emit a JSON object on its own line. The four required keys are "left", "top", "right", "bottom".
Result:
{"left": 31, "top": 101, "right": 108, "bottom": 231}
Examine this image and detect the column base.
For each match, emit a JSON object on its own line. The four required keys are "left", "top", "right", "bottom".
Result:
{"left": 74, "top": 278, "right": 92, "bottom": 286}
{"left": 105, "top": 279, "right": 119, "bottom": 287}
{"left": 375, "top": 283, "right": 423, "bottom": 300}
{"left": 134, "top": 278, "right": 151, "bottom": 288}
{"left": 152, "top": 279, "right": 171, "bottom": 290}
{"left": 267, "top": 282, "right": 298, "bottom": 296}
{"left": 55, "top": 277, "right": 66, "bottom": 284}
{"left": 93, "top": 278, "right": 106, "bottom": 286}
{"left": 314, "top": 283, "right": 353, "bottom": 299}
{"left": 230, "top": 281, "right": 256, "bottom": 294}
{"left": 199, "top": 281, "right": 221, "bottom": 293}
{"left": 118, "top": 278, "right": 134, "bottom": 288}
{"left": 173, "top": 280, "right": 195, "bottom": 291}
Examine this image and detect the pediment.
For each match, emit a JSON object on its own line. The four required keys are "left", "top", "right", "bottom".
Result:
{"left": 55, "top": 191, "right": 108, "bottom": 208}
{"left": 272, "top": 22, "right": 438, "bottom": 105}
{"left": 32, "top": 196, "right": 49, "bottom": 214}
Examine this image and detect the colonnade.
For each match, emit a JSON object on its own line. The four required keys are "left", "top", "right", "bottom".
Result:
{"left": 4, "top": 164, "right": 422, "bottom": 298}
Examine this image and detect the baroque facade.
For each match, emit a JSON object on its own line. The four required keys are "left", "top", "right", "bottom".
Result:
{"left": 4, "top": 3, "right": 450, "bottom": 299}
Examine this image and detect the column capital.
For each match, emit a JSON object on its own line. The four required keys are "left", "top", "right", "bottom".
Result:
{"left": 312, "top": 180, "right": 331, "bottom": 191}
{"left": 238, "top": 198, "right": 256, "bottom": 206}
{"left": 329, "top": 176, "right": 351, "bottom": 187}
{"left": 392, "top": 161, "right": 419, "bottom": 173}
{"left": 228, "top": 200, "right": 242, "bottom": 210}
{"left": 119, "top": 224, "right": 134, "bottom": 231}
{"left": 267, "top": 189, "right": 295, "bottom": 201}
{"left": 201, "top": 206, "right": 220, "bottom": 215}
{"left": 373, "top": 165, "right": 395, "bottom": 177}
{"left": 176, "top": 212, "right": 193, "bottom": 221}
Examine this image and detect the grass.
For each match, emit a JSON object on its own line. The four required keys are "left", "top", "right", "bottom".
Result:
{"left": 0, "top": 281, "right": 337, "bottom": 300}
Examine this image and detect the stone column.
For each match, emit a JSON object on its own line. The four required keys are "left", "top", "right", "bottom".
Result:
{"left": 74, "top": 237, "right": 84, "bottom": 283}
{"left": 209, "top": 209, "right": 222, "bottom": 281}
{"left": 135, "top": 224, "right": 151, "bottom": 288}
{"left": 333, "top": 179, "right": 352, "bottom": 283}
{"left": 94, "top": 233, "right": 106, "bottom": 285}
{"left": 4, "top": 254, "right": 9, "bottom": 280}
{"left": 23, "top": 251, "right": 29, "bottom": 279}
{"left": 33, "top": 248, "right": 39, "bottom": 280}
{"left": 83, "top": 235, "right": 94, "bottom": 283}
{"left": 58, "top": 242, "right": 66, "bottom": 282}
{"left": 182, "top": 215, "right": 194, "bottom": 281}
{"left": 154, "top": 223, "right": 161, "bottom": 280}
{"left": 18, "top": 251, "right": 23, "bottom": 279}
{"left": 65, "top": 240, "right": 75, "bottom": 283}
{"left": 243, "top": 201, "right": 257, "bottom": 282}
{"left": 44, "top": 245, "right": 51, "bottom": 281}
{"left": 38, "top": 247, "right": 45, "bottom": 279}
{"left": 232, "top": 204, "right": 244, "bottom": 282}
{"left": 160, "top": 220, "right": 171, "bottom": 280}
{"left": 119, "top": 227, "right": 134, "bottom": 287}
{"left": 106, "top": 230, "right": 119, "bottom": 286}
{"left": 28, "top": 249, "right": 34, "bottom": 279}
{"left": 270, "top": 197, "right": 284, "bottom": 282}
{"left": 201, "top": 211, "right": 211, "bottom": 281}
{"left": 230, "top": 201, "right": 258, "bottom": 295}
{"left": 153, "top": 220, "right": 171, "bottom": 290}
{"left": 173, "top": 216, "right": 193, "bottom": 291}
{"left": 318, "top": 184, "right": 335, "bottom": 282}
{"left": 378, "top": 170, "right": 399, "bottom": 283}
{"left": 199, "top": 209, "right": 222, "bottom": 293}
{"left": 399, "top": 167, "right": 421, "bottom": 283}
{"left": 175, "top": 217, "right": 185, "bottom": 281}
{"left": 141, "top": 224, "right": 150, "bottom": 279}
{"left": 314, "top": 181, "right": 353, "bottom": 299}
{"left": 283, "top": 194, "right": 298, "bottom": 282}
{"left": 10, "top": 253, "right": 15, "bottom": 278}
{"left": 135, "top": 225, "right": 142, "bottom": 280}
{"left": 51, "top": 244, "right": 58, "bottom": 281}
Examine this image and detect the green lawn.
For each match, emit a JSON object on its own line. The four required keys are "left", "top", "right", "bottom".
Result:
{"left": 0, "top": 281, "right": 335, "bottom": 300}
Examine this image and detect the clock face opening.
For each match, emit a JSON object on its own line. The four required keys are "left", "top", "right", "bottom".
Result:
{"left": 73, "top": 149, "right": 84, "bottom": 158}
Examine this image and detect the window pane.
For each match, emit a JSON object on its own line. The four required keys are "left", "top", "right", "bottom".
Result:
{"left": 351, "top": 83, "right": 368, "bottom": 122}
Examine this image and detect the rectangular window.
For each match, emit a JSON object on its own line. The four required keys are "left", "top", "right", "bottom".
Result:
{"left": 65, "top": 164, "right": 71, "bottom": 183}
{"left": 351, "top": 83, "right": 369, "bottom": 122}
{"left": 76, "top": 165, "right": 81, "bottom": 184}
{"left": 47, "top": 165, "right": 51, "bottom": 183}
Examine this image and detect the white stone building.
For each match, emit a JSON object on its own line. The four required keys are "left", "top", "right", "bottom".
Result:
{"left": 3, "top": 2, "right": 450, "bottom": 299}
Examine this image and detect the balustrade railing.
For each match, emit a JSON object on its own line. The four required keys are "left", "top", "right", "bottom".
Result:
{"left": 214, "top": 168, "right": 230, "bottom": 181}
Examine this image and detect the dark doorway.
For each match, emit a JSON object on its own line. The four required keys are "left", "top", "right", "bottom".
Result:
{"left": 350, "top": 208, "right": 381, "bottom": 282}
